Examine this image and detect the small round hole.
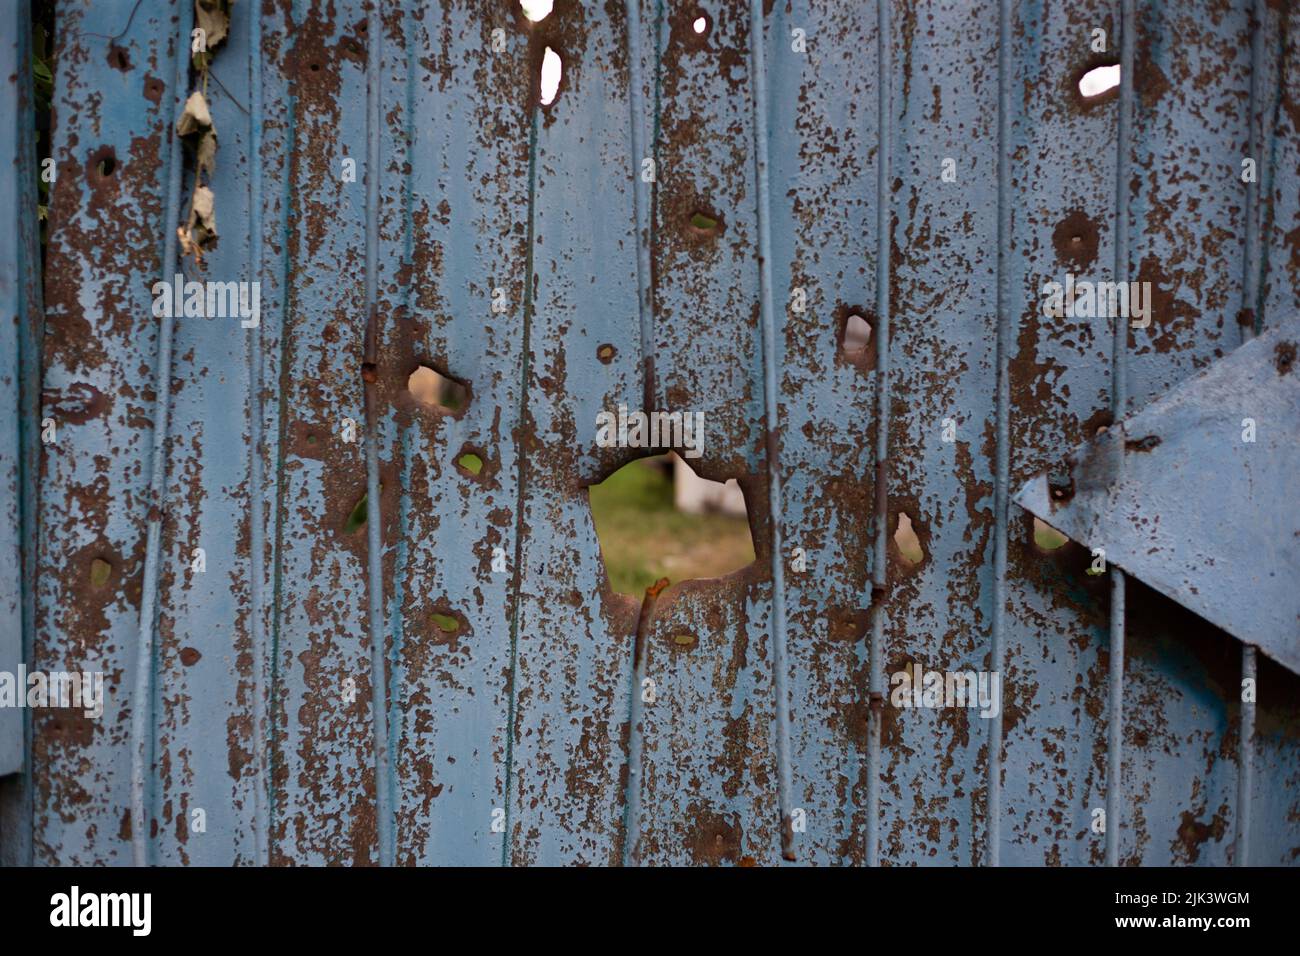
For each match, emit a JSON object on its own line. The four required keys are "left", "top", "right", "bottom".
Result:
{"left": 310, "top": 62, "right": 321, "bottom": 72}
{"left": 689, "top": 210, "right": 720, "bottom": 233}
{"left": 693, "top": 15, "right": 709, "bottom": 35}
{"left": 539, "top": 47, "right": 562, "bottom": 106}
{"left": 596, "top": 343, "right": 616, "bottom": 364}
{"left": 89, "top": 558, "right": 112, "bottom": 588}
{"left": 1078, "top": 63, "right": 1121, "bottom": 99}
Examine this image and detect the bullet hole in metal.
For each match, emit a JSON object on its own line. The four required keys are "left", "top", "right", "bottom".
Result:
{"left": 520, "top": 0, "right": 554, "bottom": 22}
{"left": 1033, "top": 517, "right": 1069, "bottom": 551}
{"left": 409, "top": 364, "right": 469, "bottom": 414}
{"left": 456, "top": 451, "right": 484, "bottom": 476}
{"left": 89, "top": 558, "right": 112, "bottom": 587}
{"left": 90, "top": 146, "right": 117, "bottom": 179}
{"left": 893, "top": 513, "right": 925, "bottom": 566}
{"left": 692, "top": 13, "right": 710, "bottom": 36}
{"left": 344, "top": 493, "right": 368, "bottom": 534}
{"left": 540, "top": 47, "right": 562, "bottom": 106}
{"left": 588, "top": 455, "right": 756, "bottom": 597}
{"left": 108, "top": 45, "right": 131, "bottom": 71}
{"left": 689, "top": 210, "right": 721, "bottom": 235}
{"left": 597, "top": 343, "right": 616, "bottom": 364}
{"left": 431, "top": 612, "right": 460, "bottom": 635}
{"left": 841, "top": 312, "right": 874, "bottom": 369}
{"left": 1078, "top": 63, "right": 1121, "bottom": 99}
{"left": 309, "top": 62, "right": 321, "bottom": 72}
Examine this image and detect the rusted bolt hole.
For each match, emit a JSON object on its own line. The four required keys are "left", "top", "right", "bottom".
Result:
{"left": 1047, "top": 467, "right": 1075, "bottom": 503}
{"left": 409, "top": 364, "right": 470, "bottom": 415}
{"left": 90, "top": 146, "right": 117, "bottom": 180}
{"left": 539, "top": 47, "right": 562, "bottom": 106}
{"left": 309, "top": 62, "right": 321, "bottom": 72}
{"left": 893, "top": 513, "right": 925, "bottom": 567}
{"left": 596, "top": 343, "right": 616, "bottom": 364}
{"left": 455, "top": 448, "right": 488, "bottom": 479}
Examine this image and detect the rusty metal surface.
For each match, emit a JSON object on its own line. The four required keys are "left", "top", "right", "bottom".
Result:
{"left": 2, "top": 0, "right": 1299, "bottom": 866}
{"left": 1016, "top": 316, "right": 1300, "bottom": 675}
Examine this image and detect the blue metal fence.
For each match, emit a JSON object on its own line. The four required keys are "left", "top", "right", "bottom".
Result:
{"left": 2, "top": 0, "right": 1298, "bottom": 866}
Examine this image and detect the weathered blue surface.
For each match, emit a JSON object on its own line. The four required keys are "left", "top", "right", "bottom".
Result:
{"left": 2, "top": 0, "right": 1298, "bottom": 866}
{"left": 1016, "top": 316, "right": 1300, "bottom": 674}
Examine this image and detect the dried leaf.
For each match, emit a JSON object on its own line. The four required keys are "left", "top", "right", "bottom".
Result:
{"left": 191, "top": 185, "right": 216, "bottom": 237}
{"left": 195, "top": 0, "right": 232, "bottom": 52}
{"left": 195, "top": 129, "right": 218, "bottom": 177}
{"left": 177, "top": 90, "right": 213, "bottom": 138}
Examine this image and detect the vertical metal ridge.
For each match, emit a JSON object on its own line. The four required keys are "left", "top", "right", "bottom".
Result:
{"left": 500, "top": 105, "right": 542, "bottom": 868}
{"left": 267, "top": 0, "right": 306, "bottom": 866}
{"left": 865, "top": 0, "right": 892, "bottom": 869}
{"left": 747, "top": 0, "right": 797, "bottom": 863}
{"left": 618, "top": 0, "right": 658, "bottom": 866}
{"left": 1234, "top": 0, "right": 1269, "bottom": 867}
{"left": 625, "top": 0, "right": 656, "bottom": 410}
{"left": 986, "top": 0, "right": 1014, "bottom": 869}
{"left": 361, "top": 0, "right": 395, "bottom": 868}
{"left": 130, "top": 1, "right": 195, "bottom": 867}
{"left": 385, "top": 0, "right": 420, "bottom": 857}
{"left": 0, "top": 0, "right": 43, "bottom": 866}
{"left": 246, "top": 0, "right": 270, "bottom": 867}
{"left": 1105, "top": 0, "right": 1137, "bottom": 869}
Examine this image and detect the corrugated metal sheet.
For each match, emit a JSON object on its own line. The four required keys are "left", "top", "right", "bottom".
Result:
{"left": 2, "top": 0, "right": 1298, "bottom": 866}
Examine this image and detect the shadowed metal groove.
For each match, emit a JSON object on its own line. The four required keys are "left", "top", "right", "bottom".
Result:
{"left": 986, "top": 0, "right": 1014, "bottom": 869}
{"left": 1234, "top": 0, "right": 1271, "bottom": 867}
{"left": 619, "top": 0, "right": 658, "bottom": 867}
{"left": 748, "top": 0, "right": 797, "bottom": 862}
{"left": 246, "top": 0, "right": 269, "bottom": 866}
{"left": 361, "top": 0, "right": 395, "bottom": 868}
{"left": 501, "top": 105, "right": 542, "bottom": 868}
{"left": 626, "top": 0, "right": 655, "bottom": 410}
{"left": 268, "top": 0, "right": 307, "bottom": 864}
{"left": 130, "top": 2, "right": 194, "bottom": 867}
{"left": 1105, "top": 0, "right": 1137, "bottom": 869}
{"left": 865, "top": 0, "right": 892, "bottom": 869}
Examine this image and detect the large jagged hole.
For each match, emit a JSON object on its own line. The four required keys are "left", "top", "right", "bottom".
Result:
{"left": 409, "top": 364, "right": 468, "bottom": 413}
{"left": 588, "top": 454, "right": 755, "bottom": 596}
